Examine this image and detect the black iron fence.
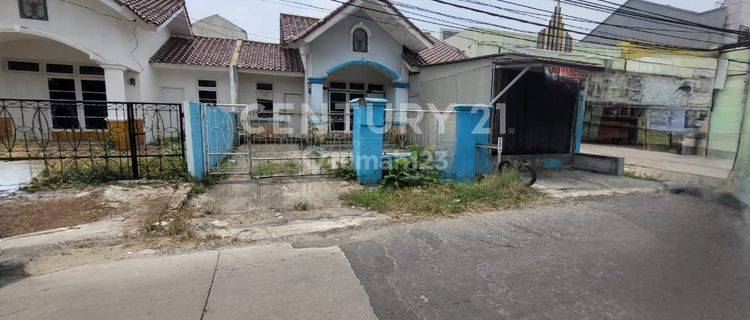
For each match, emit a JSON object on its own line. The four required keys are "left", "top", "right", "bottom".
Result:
{"left": 0, "top": 99, "right": 185, "bottom": 179}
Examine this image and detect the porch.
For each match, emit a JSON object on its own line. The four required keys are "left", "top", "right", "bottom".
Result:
{"left": 0, "top": 31, "right": 135, "bottom": 104}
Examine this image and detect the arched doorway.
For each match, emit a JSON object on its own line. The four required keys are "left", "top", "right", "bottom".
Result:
{"left": 320, "top": 60, "right": 401, "bottom": 132}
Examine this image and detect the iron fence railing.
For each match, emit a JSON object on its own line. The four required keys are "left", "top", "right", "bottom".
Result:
{"left": 0, "top": 98, "right": 185, "bottom": 179}
{"left": 199, "top": 106, "right": 458, "bottom": 178}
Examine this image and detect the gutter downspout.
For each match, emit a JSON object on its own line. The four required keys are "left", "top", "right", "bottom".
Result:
{"left": 229, "top": 39, "right": 242, "bottom": 105}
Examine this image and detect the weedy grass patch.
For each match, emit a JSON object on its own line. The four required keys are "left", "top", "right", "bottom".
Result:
{"left": 341, "top": 170, "right": 549, "bottom": 217}
{"left": 624, "top": 170, "right": 661, "bottom": 182}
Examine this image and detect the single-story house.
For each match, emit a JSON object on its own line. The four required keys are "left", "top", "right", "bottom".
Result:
{"left": 0, "top": 0, "right": 465, "bottom": 137}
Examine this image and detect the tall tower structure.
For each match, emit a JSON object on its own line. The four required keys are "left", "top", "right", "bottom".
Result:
{"left": 537, "top": 0, "right": 574, "bottom": 52}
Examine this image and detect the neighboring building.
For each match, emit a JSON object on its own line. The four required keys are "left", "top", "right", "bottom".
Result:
{"left": 443, "top": 0, "right": 739, "bottom": 159}
{"left": 418, "top": 53, "right": 601, "bottom": 157}
{"left": 192, "top": 14, "right": 248, "bottom": 40}
{"left": 537, "top": 0, "right": 573, "bottom": 53}
{"left": 581, "top": 0, "right": 728, "bottom": 49}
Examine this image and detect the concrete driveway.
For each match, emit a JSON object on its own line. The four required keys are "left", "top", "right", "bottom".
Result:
{"left": 1, "top": 191, "right": 748, "bottom": 319}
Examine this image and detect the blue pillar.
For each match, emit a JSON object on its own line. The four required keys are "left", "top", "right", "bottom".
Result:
{"left": 184, "top": 101, "right": 206, "bottom": 180}
{"left": 574, "top": 85, "right": 587, "bottom": 153}
{"left": 452, "top": 104, "right": 492, "bottom": 181}
{"left": 352, "top": 98, "right": 387, "bottom": 184}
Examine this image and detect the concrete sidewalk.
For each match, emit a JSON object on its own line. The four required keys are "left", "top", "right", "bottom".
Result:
{"left": 0, "top": 244, "right": 376, "bottom": 320}
{"left": 581, "top": 144, "right": 734, "bottom": 187}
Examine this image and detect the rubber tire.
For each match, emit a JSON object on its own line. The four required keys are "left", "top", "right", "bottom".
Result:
{"left": 518, "top": 164, "right": 538, "bottom": 186}
{"left": 497, "top": 161, "right": 537, "bottom": 186}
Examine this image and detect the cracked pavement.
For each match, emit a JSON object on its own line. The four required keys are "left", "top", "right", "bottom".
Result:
{"left": 1, "top": 191, "right": 749, "bottom": 319}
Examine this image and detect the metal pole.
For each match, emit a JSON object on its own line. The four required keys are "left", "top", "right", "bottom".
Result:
{"left": 126, "top": 102, "right": 140, "bottom": 179}
{"left": 489, "top": 66, "right": 531, "bottom": 106}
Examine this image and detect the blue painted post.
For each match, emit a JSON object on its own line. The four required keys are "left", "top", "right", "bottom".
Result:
{"left": 574, "top": 86, "right": 587, "bottom": 153}
{"left": 452, "top": 104, "right": 492, "bottom": 181}
{"left": 352, "top": 98, "right": 387, "bottom": 184}
{"left": 184, "top": 101, "right": 206, "bottom": 180}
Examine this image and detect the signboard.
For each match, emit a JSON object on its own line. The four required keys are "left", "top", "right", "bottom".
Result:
{"left": 587, "top": 72, "right": 713, "bottom": 109}
{"left": 647, "top": 109, "right": 685, "bottom": 132}
{"left": 545, "top": 65, "right": 584, "bottom": 83}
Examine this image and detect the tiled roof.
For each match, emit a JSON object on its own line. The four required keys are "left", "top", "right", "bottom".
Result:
{"left": 116, "top": 0, "right": 185, "bottom": 26}
{"left": 150, "top": 36, "right": 236, "bottom": 67}
{"left": 151, "top": 36, "right": 305, "bottom": 73}
{"left": 403, "top": 36, "right": 467, "bottom": 67}
{"left": 280, "top": 14, "right": 320, "bottom": 44}
{"left": 151, "top": 0, "right": 465, "bottom": 71}
{"left": 237, "top": 41, "right": 305, "bottom": 72}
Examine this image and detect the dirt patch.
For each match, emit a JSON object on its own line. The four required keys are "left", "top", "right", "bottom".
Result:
{"left": 191, "top": 176, "right": 362, "bottom": 214}
{"left": 0, "top": 183, "right": 185, "bottom": 238}
{"left": 187, "top": 177, "right": 386, "bottom": 241}
{"left": 0, "top": 190, "right": 106, "bottom": 238}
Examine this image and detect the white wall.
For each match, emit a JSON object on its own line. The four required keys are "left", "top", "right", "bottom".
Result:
{"left": 419, "top": 58, "right": 494, "bottom": 110}
{"left": 305, "top": 9, "right": 405, "bottom": 81}
{"left": 0, "top": 0, "right": 179, "bottom": 102}
{"left": 237, "top": 73, "right": 305, "bottom": 107}
{"left": 155, "top": 68, "right": 232, "bottom": 104}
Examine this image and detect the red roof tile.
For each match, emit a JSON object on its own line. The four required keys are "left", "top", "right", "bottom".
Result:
{"left": 237, "top": 41, "right": 305, "bottom": 72}
{"left": 403, "top": 37, "right": 467, "bottom": 66}
{"left": 150, "top": 36, "right": 235, "bottom": 67}
{"left": 116, "top": 0, "right": 185, "bottom": 26}
{"left": 280, "top": 14, "right": 320, "bottom": 45}
{"left": 150, "top": 1, "right": 465, "bottom": 71}
{"left": 151, "top": 36, "right": 305, "bottom": 73}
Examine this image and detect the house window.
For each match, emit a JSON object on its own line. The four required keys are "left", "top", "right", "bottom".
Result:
{"left": 198, "top": 80, "right": 218, "bottom": 104}
{"left": 7, "top": 60, "right": 40, "bottom": 72}
{"left": 256, "top": 83, "right": 273, "bottom": 91}
{"left": 79, "top": 65, "right": 104, "bottom": 76}
{"left": 81, "top": 80, "right": 107, "bottom": 129}
{"left": 46, "top": 63, "right": 74, "bottom": 74}
{"left": 48, "top": 78, "right": 79, "bottom": 129}
{"left": 48, "top": 77, "right": 108, "bottom": 130}
{"left": 257, "top": 99, "right": 273, "bottom": 118}
{"left": 19, "top": 0, "right": 48, "bottom": 21}
{"left": 329, "top": 82, "right": 347, "bottom": 90}
{"left": 367, "top": 84, "right": 384, "bottom": 93}
{"left": 352, "top": 28, "right": 368, "bottom": 53}
{"left": 349, "top": 83, "right": 365, "bottom": 91}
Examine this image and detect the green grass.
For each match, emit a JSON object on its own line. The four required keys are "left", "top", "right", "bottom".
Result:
{"left": 252, "top": 160, "right": 301, "bottom": 177}
{"left": 624, "top": 171, "right": 661, "bottom": 181}
{"left": 340, "top": 171, "right": 548, "bottom": 217}
{"left": 142, "top": 212, "right": 195, "bottom": 239}
{"left": 294, "top": 201, "right": 312, "bottom": 211}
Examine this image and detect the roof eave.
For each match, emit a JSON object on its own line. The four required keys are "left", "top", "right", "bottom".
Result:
{"left": 288, "top": 0, "right": 432, "bottom": 52}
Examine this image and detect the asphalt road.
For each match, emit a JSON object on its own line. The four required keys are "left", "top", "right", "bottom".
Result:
{"left": 2, "top": 191, "right": 749, "bottom": 319}
{"left": 339, "top": 191, "right": 750, "bottom": 320}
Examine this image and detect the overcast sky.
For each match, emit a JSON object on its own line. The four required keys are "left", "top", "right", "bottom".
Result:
{"left": 185, "top": 0, "right": 720, "bottom": 42}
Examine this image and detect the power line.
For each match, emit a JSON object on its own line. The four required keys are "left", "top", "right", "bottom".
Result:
{"left": 317, "top": 0, "right": 745, "bottom": 72}
{"left": 561, "top": 0, "right": 736, "bottom": 35}
{"left": 456, "top": 0, "right": 729, "bottom": 47}
{"left": 427, "top": 0, "right": 721, "bottom": 52}
{"left": 492, "top": 0, "right": 726, "bottom": 35}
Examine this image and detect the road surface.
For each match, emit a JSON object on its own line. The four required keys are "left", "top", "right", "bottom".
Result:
{"left": 1, "top": 191, "right": 748, "bottom": 319}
